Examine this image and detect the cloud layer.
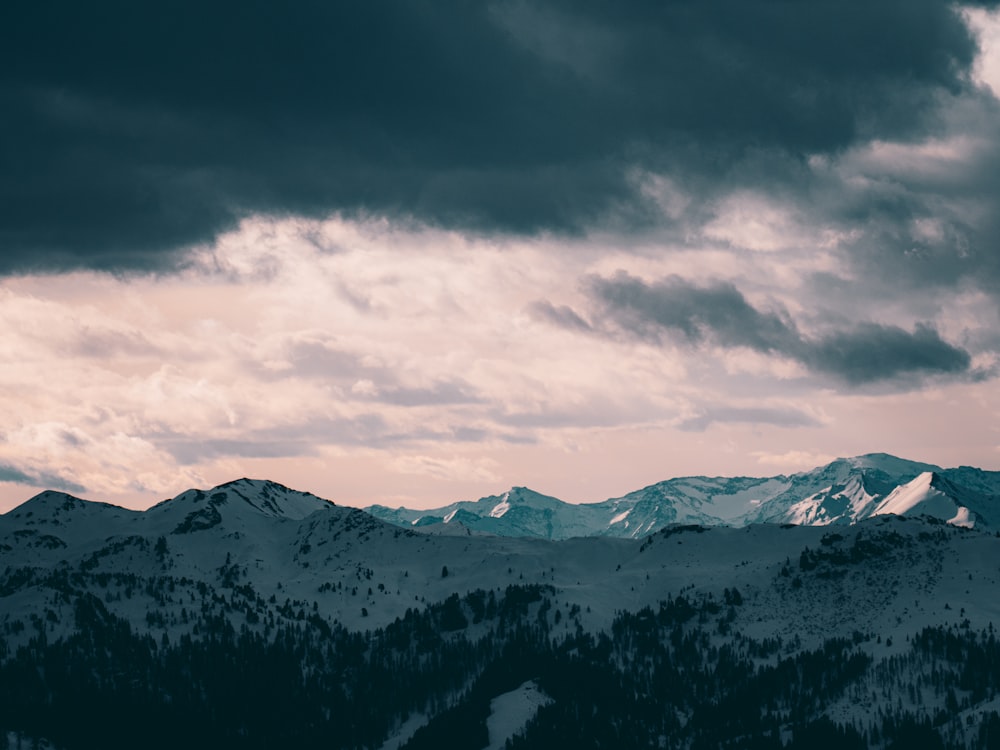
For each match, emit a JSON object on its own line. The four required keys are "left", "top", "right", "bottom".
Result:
{"left": 585, "top": 273, "right": 973, "bottom": 386}
{"left": 0, "top": 0, "right": 993, "bottom": 273}
{"left": 0, "top": 213, "right": 997, "bottom": 511}
{"left": 2, "top": 3, "right": 1000, "bottom": 510}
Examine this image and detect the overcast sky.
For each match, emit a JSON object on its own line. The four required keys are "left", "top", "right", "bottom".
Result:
{"left": 2, "top": 1, "right": 1000, "bottom": 511}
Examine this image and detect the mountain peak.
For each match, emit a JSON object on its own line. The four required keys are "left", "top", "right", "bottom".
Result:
{"left": 215, "top": 477, "right": 289, "bottom": 491}
{"left": 148, "top": 479, "right": 335, "bottom": 534}
{"left": 200, "top": 478, "right": 335, "bottom": 520}
{"left": 4, "top": 490, "right": 131, "bottom": 520}
{"left": 3, "top": 490, "right": 84, "bottom": 518}
{"left": 503, "top": 486, "right": 563, "bottom": 504}
{"left": 367, "top": 454, "right": 997, "bottom": 538}
{"left": 841, "top": 453, "right": 942, "bottom": 475}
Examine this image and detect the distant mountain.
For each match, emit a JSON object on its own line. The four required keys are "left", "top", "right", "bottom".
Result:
{"left": 366, "top": 453, "right": 1000, "bottom": 538}
{"left": 4, "top": 471, "right": 1000, "bottom": 748}
{"left": 366, "top": 487, "right": 607, "bottom": 540}
{"left": 2, "top": 475, "right": 999, "bottom": 641}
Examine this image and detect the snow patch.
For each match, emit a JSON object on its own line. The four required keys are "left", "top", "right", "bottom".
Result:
{"left": 489, "top": 491, "right": 511, "bottom": 519}
{"left": 949, "top": 506, "right": 975, "bottom": 529}
{"left": 841, "top": 474, "right": 876, "bottom": 516}
{"left": 785, "top": 488, "right": 831, "bottom": 525}
{"left": 443, "top": 509, "right": 459, "bottom": 523}
{"left": 485, "top": 680, "right": 553, "bottom": 750}
{"left": 609, "top": 509, "right": 631, "bottom": 525}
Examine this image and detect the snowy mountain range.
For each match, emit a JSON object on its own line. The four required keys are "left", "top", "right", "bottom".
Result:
{"left": 366, "top": 453, "right": 1000, "bottom": 538}
{"left": 2, "top": 453, "right": 996, "bottom": 648}
{"left": 2, "top": 472, "right": 998, "bottom": 642}
{"left": 3, "top": 463, "right": 1000, "bottom": 747}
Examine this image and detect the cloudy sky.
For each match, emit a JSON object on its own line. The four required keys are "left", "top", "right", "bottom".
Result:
{"left": 3, "top": 1, "right": 1000, "bottom": 512}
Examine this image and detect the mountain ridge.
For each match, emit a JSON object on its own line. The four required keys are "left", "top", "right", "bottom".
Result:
{"left": 365, "top": 453, "right": 1000, "bottom": 538}
{"left": 4, "top": 452, "right": 999, "bottom": 540}
{"left": 3, "top": 458, "right": 1000, "bottom": 748}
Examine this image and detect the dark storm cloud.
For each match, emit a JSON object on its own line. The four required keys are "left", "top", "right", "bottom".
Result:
{"left": 0, "top": 463, "right": 87, "bottom": 493}
{"left": 804, "top": 323, "right": 972, "bottom": 385}
{"left": 856, "top": 125, "right": 1000, "bottom": 301}
{"left": 588, "top": 273, "right": 798, "bottom": 352}
{"left": 830, "top": 105, "right": 1000, "bottom": 302}
{"left": 0, "top": 0, "right": 990, "bottom": 273}
{"left": 585, "top": 273, "right": 974, "bottom": 386}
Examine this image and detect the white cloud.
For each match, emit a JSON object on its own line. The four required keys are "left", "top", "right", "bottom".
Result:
{"left": 1, "top": 195, "right": 998, "bottom": 512}
{"left": 964, "top": 6, "right": 1000, "bottom": 99}
{"left": 704, "top": 192, "right": 814, "bottom": 253}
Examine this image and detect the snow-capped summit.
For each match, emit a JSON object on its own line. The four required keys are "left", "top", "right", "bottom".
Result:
{"left": 4, "top": 453, "right": 998, "bottom": 546}
{"left": 145, "top": 479, "right": 336, "bottom": 535}
{"left": 743, "top": 454, "right": 941, "bottom": 526}
{"left": 366, "top": 454, "right": 1000, "bottom": 538}
{"left": 3, "top": 462, "right": 1000, "bottom": 750}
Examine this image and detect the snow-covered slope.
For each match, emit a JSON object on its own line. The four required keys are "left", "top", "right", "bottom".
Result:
{"left": 1, "top": 456, "right": 997, "bottom": 646}
{"left": 4, "top": 469, "right": 1000, "bottom": 750}
{"left": 872, "top": 472, "right": 979, "bottom": 527}
{"left": 485, "top": 681, "right": 552, "bottom": 750}
{"left": 0, "top": 490, "right": 144, "bottom": 556}
{"left": 366, "top": 453, "right": 999, "bottom": 538}
{"left": 3, "top": 485, "right": 1000, "bottom": 647}
{"left": 593, "top": 474, "right": 792, "bottom": 535}
{"left": 743, "top": 453, "right": 941, "bottom": 525}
